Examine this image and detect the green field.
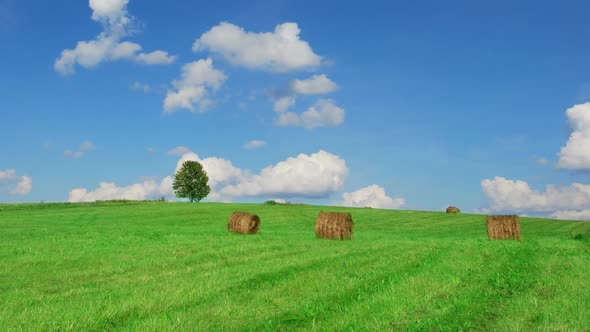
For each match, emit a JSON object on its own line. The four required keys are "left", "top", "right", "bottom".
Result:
{"left": 1, "top": 202, "right": 590, "bottom": 331}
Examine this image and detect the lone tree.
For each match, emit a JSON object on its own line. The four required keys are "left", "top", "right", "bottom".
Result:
{"left": 173, "top": 160, "right": 211, "bottom": 203}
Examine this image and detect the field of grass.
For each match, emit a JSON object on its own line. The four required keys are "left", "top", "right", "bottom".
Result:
{"left": 1, "top": 201, "right": 590, "bottom": 331}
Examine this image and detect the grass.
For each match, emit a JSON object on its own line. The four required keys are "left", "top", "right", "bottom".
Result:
{"left": 1, "top": 201, "right": 590, "bottom": 331}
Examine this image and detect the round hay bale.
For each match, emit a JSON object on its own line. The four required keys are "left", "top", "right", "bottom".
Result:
{"left": 315, "top": 211, "right": 354, "bottom": 240}
{"left": 228, "top": 211, "right": 260, "bottom": 234}
{"left": 486, "top": 215, "right": 522, "bottom": 240}
{"left": 446, "top": 206, "right": 461, "bottom": 214}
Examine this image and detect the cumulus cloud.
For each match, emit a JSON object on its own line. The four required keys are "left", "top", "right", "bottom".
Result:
{"left": 271, "top": 75, "right": 342, "bottom": 129}
{"left": 291, "top": 74, "right": 338, "bottom": 95}
{"left": 300, "top": 99, "right": 345, "bottom": 129}
{"left": 244, "top": 140, "right": 266, "bottom": 149}
{"left": 481, "top": 176, "right": 590, "bottom": 221}
{"left": 69, "top": 149, "right": 348, "bottom": 202}
{"left": 69, "top": 150, "right": 242, "bottom": 202}
{"left": 193, "top": 22, "right": 321, "bottom": 72}
{"left": 13, "top": 175, "right": 33, "bottom": 195}
{"left": 273, "top": 96, "right": 296, "bottom": 113}
{"left": 221, "top": 150, "right": 348, "bottom": 198}
{"left": 64, "top": 141, "right": 95, "bottom": 158}
{"left": 135, "top": 50, "right": 177, "bottom": 65}
{"left": 272, "top": 74, "right": 337, "bottom": 112}
{"left": 164, "top": 58, "right": 227, "bottom": 113}
{"left": 276, "top": 111, "right": 301, "bottom": 127}
{"left": 0, "top": 169, "right": 32, "bottom": 195}
{"left": 557, "top": 103, "right": 590, "bottom": 170}
{"left": 334, "top": 185, "right": 406, "bottom": 209}
{"left": 89, "top": 0, "right": 129, "bottom": 22}
{"left": 69, "top": 177, "right": 173, "bottom": 202}
{"left": 174, "top": 152, "right": 245, "bottom": 189}
{"left": 276, "top": 99, "right": 345, "bottom": 130}
{"left": 55, "top": 0, "right": 175, "bottom": 75}
{"left": 480, "top": 102, "right": 590, "bottom": 221}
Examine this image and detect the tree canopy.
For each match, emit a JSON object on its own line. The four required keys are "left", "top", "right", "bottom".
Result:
{"left": 173, "top": 160, "right": 211, "bottom": 203}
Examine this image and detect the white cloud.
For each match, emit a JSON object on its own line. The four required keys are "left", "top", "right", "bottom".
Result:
{"left": 481, "top": 176, "right": 590, "bottom": 221}
{"left": 557, "top": 103, "right": 590, "bottom": 170}
{"left": 89, "top": 0, "right": 129, "bottom": 23}
{"left": 244, "top": 140, "right": 266, "bottom": 149}
{"left": 55, "top": 0, "right": 175, "bottom": 75}
{"left": 176, "top": 59, "right": 227, "bottom": 89}
{"left": 193, "top": 22, "right": 321, "bottom": 72}
{"left": 13, "top": 176, "right": 32, "bottom": 195}
{"left": 0, "top": 169, "right": 18, "bottom": 182}
{"left": 64, "top": 141, "right": 95, "bottom": 158}
{"left": 174, "top": 152, "right": 245, "bottom": 188}
{"left": 68, "top": 149, "right": 348, "bottom": 202}
{"left": 334, "top": 184, "right": 406, "bottom": 209}
{"left": 276, "top": 112, "right": 301, "bottom": 127}
{"left": 164, "top": 58, "right": 227, "bottom": 113}
{"left": 271, "top": 74, "right": 343, "bottom": 129}
{"left": 110, "top": 41, "right": 142, "bottom": 60}
{"left": 276, "top": 99, "right": 345, "bottom": 130}
{"left": 221, "top": 150, "right": 348, "bottom": 198}
{"left": 135, "top": 50, "right": 176, "bottom": 65}
{"left": 69, "top": 149, "right": 242, "bottom": 202}
{"left": 0, "top": 169, "right": 32, "bottom": 195}
{"left": 300, "top": 99, "right": 345, "bottom": 129}
{"left": 271, "top": 74, "right": 339, "bottom": 123}
{"left": 291, "top": 74, "right": 338, "bottom": 95}
{"left": 273, "top": 96, "right": 296, "bottom": 113}
{"left": 167, "top": 146, "right": 192, "bottom": 155}
{"left": 69, "top": 177, "right": 173, "bottom": 202}
{"left": 164, "top": 86, "right": 207, "bottom": 112}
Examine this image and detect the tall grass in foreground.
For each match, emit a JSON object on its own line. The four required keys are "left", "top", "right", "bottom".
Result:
{"left": 1, "top": 202, "right": 589, "bottom": 330}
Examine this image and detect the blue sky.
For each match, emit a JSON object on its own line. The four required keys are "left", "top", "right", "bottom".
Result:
{"left": 2, "top": 0, "right": 590, "bottom": 219}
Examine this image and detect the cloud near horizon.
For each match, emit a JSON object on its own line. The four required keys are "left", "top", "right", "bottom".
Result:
{"left": 481, "top": 176, "right": 590, "bottom": 221}
{"left": 0, "top": 169, "right": 32, "bottom": 195}
{"left": 68, "top": 148, "right": 349, "bottom": 202}
{"left": 479, "top": 104, "right": 590, "bottom": 221}
{"left": 54, "top": 0, "right": 175, "bottom": 75}
{"left": 333, "top": 185, "right": 406, "bottom": 209}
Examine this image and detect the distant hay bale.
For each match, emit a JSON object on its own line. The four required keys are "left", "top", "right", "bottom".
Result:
{"left": 446, "top": 206, "right": 461, "bottom": 214}
{"left": 315, "top": 212, "right": 354, "bottom": 240}
{"left": 486, "top": 215, "right": 522, "bottom": 240}
{"left": 228, "top": 211, "right": 260, "bottom": 234}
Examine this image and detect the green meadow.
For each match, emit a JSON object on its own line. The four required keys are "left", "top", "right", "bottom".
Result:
{"left": 1, "top": 201, "right": 590, "bottom": 331}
